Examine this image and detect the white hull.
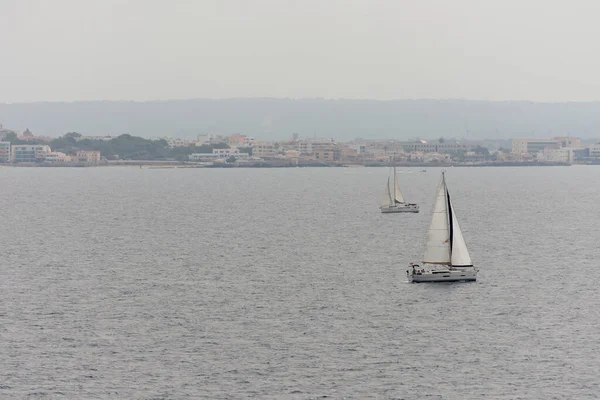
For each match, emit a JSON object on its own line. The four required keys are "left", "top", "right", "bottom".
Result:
{"left": 380, "top": 204, "right": 419, "bottom": 213}
{"left": 410, "top": 268, "right": 476, "bottom": 283}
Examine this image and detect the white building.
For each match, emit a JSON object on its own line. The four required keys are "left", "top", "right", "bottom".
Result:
{"left": 189, "top": 148, "right": 250, "bottom": 161}
{"left": 399, "top": 140, "right": 469, "bottom": 153}
{"left": 536, "top": 147, "right": 574, "bottom": 163}
{"left": 297, "top": 138, "right": 335, "bottom": 154}
{"left": 511, "top": 137, "right": 579, "bottom": 155}
{"left": 75, "top": 135, "right": 114, "bottom": 141}
{"left": 12, "top": 145, "right": 51, "bottom": 163}
{"left": 45, "top": 152, "right": 72, "bottom": 163}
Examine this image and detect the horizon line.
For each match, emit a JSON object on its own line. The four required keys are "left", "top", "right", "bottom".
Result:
{"left": 3, "top": 97, "right": 600, "bottom": 105}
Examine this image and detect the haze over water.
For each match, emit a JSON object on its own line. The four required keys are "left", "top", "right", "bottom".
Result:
{"left": 0, "top": 166, "right": 599, "bottom": 399}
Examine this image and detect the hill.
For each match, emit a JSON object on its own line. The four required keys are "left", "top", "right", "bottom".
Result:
{"left": 1, "top": 99, "right": 600, "bottom": 140}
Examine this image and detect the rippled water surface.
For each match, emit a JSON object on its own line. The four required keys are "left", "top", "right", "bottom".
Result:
{"left": 1, "top": 166, "right": 599, "bottom": 399}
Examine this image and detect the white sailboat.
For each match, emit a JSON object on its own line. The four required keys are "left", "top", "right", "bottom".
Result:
{"left": 379, "top": 165, "right": 419, "bottom": 213}
{"left": 409, "top": 171, "right": 477, "bottom": 282}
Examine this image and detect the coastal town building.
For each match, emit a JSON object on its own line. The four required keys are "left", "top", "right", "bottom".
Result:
{"left": 511, "top": 137, "right": 581, "bottom": 155}
{"left": 554, "top": 137, "right": 581, "bottom": 148}
{"left": 511, "top": 139, "right": 560, "bottom": 154}
{"left": 510, "top": 137, "right": 583, "bottom": 162}
{"left": 0, "top": 123, "right": 590, "bottom": 166}
{"left": 536, "top": 148, "right": 574, "bottom": 163}
{"left": 587, "top": 143, "right": 600, "bottom": 159}
{"left": 12, "top": 144, "right": 51, "bottom": 163}
{"left": 17, "top": 129, "right": 52, "bottom": 142}
{"left": 188, "top": 148, "right": 250, "bottom": 161}
{"left": 75, "top": 135, "right": 114, "bottom": 141}
{"left": 19, "top": 129, "right": 34, "bottom": 140}
{"left": 341, "top": 148, "right": 365, "bottom": 163}
{"left": 0, "top": 141, "right": 11, "bottom": 163}
{"left": 312, "top": 147, "right": 341, "bottom": 162}
{"left": 228, "top": 134, "right": 255, "bottom": 147}
{"left": 45, "top": 152, "right": 72, "bottom": 163}
{"left": 251, "top": 141, "right": 278, "bottom": 158}
{"left": 400, "top": 140, "right": 469, "bottom": 153}
{"left": 76, "top": 151, "right": 101, "bottom": 164}
{"left": 297, "top": 138, "right": 335, "bottom": 154}
{"left": 366, "top": 141, "right": 406, "bottom": 155}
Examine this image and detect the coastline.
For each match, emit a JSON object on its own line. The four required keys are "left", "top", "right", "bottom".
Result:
{"left": 0, "top": 161, "right": 577, "bottom": 168}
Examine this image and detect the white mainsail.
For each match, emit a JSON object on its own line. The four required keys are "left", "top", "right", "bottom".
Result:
{"left": 448, "top": 196, "right": 473, "bottom": 266}
{"left": 422, "top": 172, "right": 473, "bottom": 267}
{"left": 381, "top": 177, "right": 393, "bottom": 206}
{"left": 393, "top": 167, "right": 405, "bottom": 204}
{"left": 422, "top": 175, "right": 451, "bottom": 264}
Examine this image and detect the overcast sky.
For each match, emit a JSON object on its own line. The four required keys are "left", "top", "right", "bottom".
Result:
{"left": 1, "top": 0, "right": 599, "bottom": 103}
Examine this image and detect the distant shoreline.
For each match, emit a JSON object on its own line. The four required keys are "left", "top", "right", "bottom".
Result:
{"left": 0, "top": 161, "right": 578, "bottom": 168}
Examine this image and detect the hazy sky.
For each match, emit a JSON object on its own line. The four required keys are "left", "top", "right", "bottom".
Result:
{"left": 2, "top": 0, "right": 600, "bottom": 103}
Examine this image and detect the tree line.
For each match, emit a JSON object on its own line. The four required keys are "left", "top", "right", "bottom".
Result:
{"left": 2, "top": 132, "right": 252, "bottom": 161}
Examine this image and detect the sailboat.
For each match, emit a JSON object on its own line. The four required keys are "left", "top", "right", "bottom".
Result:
{"left": 379, "top": 165, "right": 419, "bottom": 213}
{"left": 409, "top": 171, "right": 477, "bottom": 282}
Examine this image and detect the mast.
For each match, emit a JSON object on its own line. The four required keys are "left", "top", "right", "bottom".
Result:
{"left": 442, "top": 171, "right": 473, "bottom": 267}
{"left": 443, "top": 171, "right": 453, "bottom": 264}
{"left": 381, "top": 177, "right": 393, "bottom": 207}
{"left": 446, "top": 174, "right": 473, "bottom": 267}
{"left": 393, "top": 162, "right": 397, "bottom": 204}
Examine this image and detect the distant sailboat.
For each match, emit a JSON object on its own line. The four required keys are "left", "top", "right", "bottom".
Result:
{"left": 409, "top": 171, "right": 477, "bottom": 282}
{"left": 380, "top": 164, "right": 419, "bottom": 213}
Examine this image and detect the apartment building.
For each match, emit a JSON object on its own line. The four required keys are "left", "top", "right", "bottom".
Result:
{"left": 588, "top": 143, "right": 600, "bottom": 159}
{"left": 297, "top": 138, "right": 335, "bottom": 154}
{"left": 251, "top": 142, "right": 278, "bottom": 158}
{"left": 536, "top": 148, "right": 574, "bottom": 163}
{"left": 511, "top": 139, "right": 560, "bottom": 154}
{"left": 76, "top": 151, "right": 101, "bottom": 164}
{"left": 45, "top": 152, "right": 72, "bottom": 163}
{"left": 400, "top": 140, "right": 469, "bottom": 153}
{"left": 189, "top": 148, "right": 250, "bottom": 161}
{"left": 312, "top": 147, "right": 341, "bottom": 162}
{"left": 0, "top": 142, "right": 10, "bottom": 163}
{"left": 511, "top": 137, "right": 580, "bottom": 155}
{"left": 12, "top": 145, "right": 51, "bottom": 163}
